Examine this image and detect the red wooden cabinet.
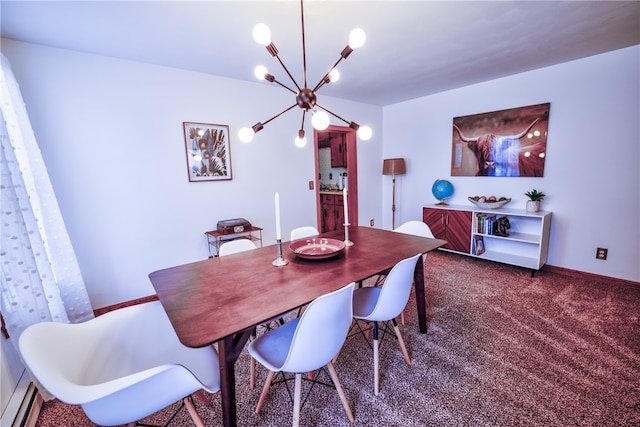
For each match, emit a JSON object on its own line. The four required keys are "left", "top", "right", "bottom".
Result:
{"left": 330, "top": 135, "right": 346, "bottom": 167}
{"left": 423, "top": 207, "right": 472, "bottom": 254}
{"left": 321, "top": 194, "right": 344, "bottom": 232}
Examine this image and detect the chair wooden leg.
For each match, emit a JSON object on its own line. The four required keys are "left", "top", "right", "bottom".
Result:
{"left": 193, "top": 389, "right": 210, "bottom": 406}
{"left": 392, "top": 319, "right": 411, "bottom": 365}
{"left": 256, "top": 370, "right": 276, "bottom": 413}
{"left": 326, "top": 361, "right": 355, "bottom": 423}
{"left": 292, "top": 373, "right": 302, "bottom": 427}
{"left": 250, "top": 327, "right": 257, "bottom": 389}
{"left": 400, "top": 310, "right": 405, "bottom": 325}
{"left": 250, "top": 357, "right": 256, "bottom": 389}
{"left": 373, "top": 322, "right": 379, "bottom": 396}
{"left": 183, "top": 397, "right": 206, "bottom": 427}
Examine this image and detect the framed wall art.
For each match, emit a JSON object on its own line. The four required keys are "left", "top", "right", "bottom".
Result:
{"left": 451, "top": 103, "right": 550, "bottom": 177}
{"left": 183, "top": 122, "right": 232, "bottom": 182}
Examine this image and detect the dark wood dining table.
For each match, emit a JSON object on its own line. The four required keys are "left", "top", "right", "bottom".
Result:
{"left": 149, "top": 226, "right": 446, "bottom": 427}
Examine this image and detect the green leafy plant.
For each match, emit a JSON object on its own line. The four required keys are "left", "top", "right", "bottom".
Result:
{"left": 525, "top": 189, "right": 545, "bottom": 201}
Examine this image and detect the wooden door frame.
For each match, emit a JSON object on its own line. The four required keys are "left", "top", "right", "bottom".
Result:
{"left": 314, "top": 125, "right": 358, "bottom": 230}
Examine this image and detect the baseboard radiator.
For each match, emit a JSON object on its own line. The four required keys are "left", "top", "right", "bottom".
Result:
{"left": 11, "top": 382, "right": 42, "bottom": 427}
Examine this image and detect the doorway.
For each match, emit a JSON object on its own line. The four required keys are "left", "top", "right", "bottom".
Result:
{"left": 314, "top": 125, "right": 358, "bottom": 232}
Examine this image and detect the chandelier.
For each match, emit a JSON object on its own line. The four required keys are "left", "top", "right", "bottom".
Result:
{"left": 238, "top": 0, "right": 372, "bottom": 147}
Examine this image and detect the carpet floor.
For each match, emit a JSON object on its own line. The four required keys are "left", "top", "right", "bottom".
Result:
{"left": 35, "top": 251, "right": 640, "bottom": 426}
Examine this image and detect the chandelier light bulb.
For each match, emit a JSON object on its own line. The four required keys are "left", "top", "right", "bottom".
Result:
{"left": 348, "top": 28, "right": 366, "bottom": 49}
{"left": 328, "top": 68, "right": 340, "bottom": 83}
{"left": 294, "top": 135, "right": 307, "bottom": 147}
{"left": 252, "top": 23, "right": 271, "bottom": 46}
{"left": 254, "top": 65, "right": 269, "bottom": 80}
{"left": 311, "top": 110, "right": 330, "bottom": 130}
{"left": 238, "top": 127, "right": 255, "bottom": 143}
{"left": 357, "top": 125, "right": 373, "bottom": 141}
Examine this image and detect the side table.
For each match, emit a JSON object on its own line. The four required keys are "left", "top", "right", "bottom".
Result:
{"left": 205, "top": 226, "right": 263, "bottom": 257}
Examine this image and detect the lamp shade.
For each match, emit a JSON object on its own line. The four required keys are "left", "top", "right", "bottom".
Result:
{"left": 382, "top": 158, "right": 406, "bottom": 175}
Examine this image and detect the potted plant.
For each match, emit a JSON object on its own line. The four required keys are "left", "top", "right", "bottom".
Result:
{"left": 524, "top": 189, "right": 545, "bottom": 212}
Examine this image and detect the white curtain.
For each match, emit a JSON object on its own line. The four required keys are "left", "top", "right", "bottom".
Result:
{"left": 0, "top": 53, "right": 93, "bottom": 352}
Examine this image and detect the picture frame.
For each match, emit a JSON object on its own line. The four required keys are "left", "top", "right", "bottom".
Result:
{"left": 183, "top": 122, "right": 232, "bottom": 182}
{"left": 474, "top": 235, "right": 485, "bottom": 255}
{"left": 451, "top": 103, "right": 550, "bottom": 177}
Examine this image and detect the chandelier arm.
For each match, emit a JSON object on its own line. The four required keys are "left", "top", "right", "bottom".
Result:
{"left": 271, "top": 78, "right": 298, "bottom": 95}
{"left": 312, "top": 56, "right": 346, "bottom": 93}
{"left": 271, "top": 53, "right": 302, "bottom": 92}
{"left": 261, "top": 103, "right": 299, "bottom": 127}
{"left": 300, "top": 110, "right": 307, "bottom": 129}
{"left": 315, "top": 103, "right": 350, "bottom": 125}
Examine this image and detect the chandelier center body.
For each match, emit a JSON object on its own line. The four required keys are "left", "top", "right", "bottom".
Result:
{"left": 296, "top": 88, "right": 317, "bottom": 110}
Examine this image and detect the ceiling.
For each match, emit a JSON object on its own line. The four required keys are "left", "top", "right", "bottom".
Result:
{"left": 2, "top": 1, "right": 639, "bottom": 106}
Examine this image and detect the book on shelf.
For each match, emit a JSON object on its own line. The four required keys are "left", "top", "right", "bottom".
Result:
{"left": 475, "top": 213, "right": 497, "bottom": 235}
{"left": 475, "top": 213, "right": 511, "bottom": 237}
{"left": 473, "top": 235, "right": 485, "bottom": 255}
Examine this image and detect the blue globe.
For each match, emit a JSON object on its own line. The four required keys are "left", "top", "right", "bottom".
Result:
{"left": 432, "top": 179, "right": 454, "bottom": 204}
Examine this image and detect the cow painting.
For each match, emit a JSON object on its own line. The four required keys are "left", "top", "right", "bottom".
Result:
{"left": 451, "top": 103, "right": 550, "bottom": 177}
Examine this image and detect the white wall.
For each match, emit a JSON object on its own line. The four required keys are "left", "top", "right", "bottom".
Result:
{"left": 2, "top": 40, "right": 637, "bottom": 312}
{"left": 383, "top": 46, "right": 640, "bottom": 282}
{"left": 1, "top": 39, "right": 383, "bottom": 308}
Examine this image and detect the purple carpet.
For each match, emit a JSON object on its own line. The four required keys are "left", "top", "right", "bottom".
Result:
{"left": 35, "top": 251, "right": 640, "bottom": 426}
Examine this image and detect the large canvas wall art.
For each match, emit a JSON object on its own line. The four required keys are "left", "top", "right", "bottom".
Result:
{"left": 183, "top": 122, "right": 232, "bottom": 182}
{"left": 451, "top": 103, "right": 550, "bottom": 177}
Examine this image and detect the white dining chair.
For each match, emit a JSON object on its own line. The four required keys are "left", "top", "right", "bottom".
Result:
{"left": 218, "top": 238, "right": 257, "bottom": 256}
{"left": 393, "top": 220, "right": 434, "bottom": 324}
{"left": 18, "top": 301, "right": 219, "bottom": 427}
{"left": 394, "top": 220, "right": 435, "bottom": 240}
{"left": 352, "top": 253, "right": 422, "bottom": 396}
{"left": 290, "top": 226, "right": 319, "bottom": 241}
{"left": 249, "top": 282, "right": 356, "bottom": 427}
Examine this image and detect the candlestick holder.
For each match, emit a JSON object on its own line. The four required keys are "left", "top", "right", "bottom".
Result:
{"left": 272, "top": 239, "right": 289, "bottom": 266}
{"left": 343, "top": 223, "right": 354, "bottom": 247}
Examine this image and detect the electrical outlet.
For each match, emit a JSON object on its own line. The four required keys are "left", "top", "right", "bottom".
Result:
{"left": 596, "top": 248, "right": 608, "bottom": 260}
{"left": 308, "top": 181, "right": 314, "bottom": 190}
{"left": 370, "top": 219, "right": 374, "bottom": 226}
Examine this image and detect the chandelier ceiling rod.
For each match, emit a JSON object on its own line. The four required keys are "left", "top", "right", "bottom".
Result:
{"left": 301, "top": 0, "right": 308, "bottom": 90}
{"left": 238, "top": 0, "right": 372, "bottom": 147}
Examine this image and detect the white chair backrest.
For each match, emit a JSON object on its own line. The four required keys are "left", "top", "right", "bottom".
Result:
{"left": 290, "top": 226, "right": 319, "bottom": 241}
{"left": 18, "top": 301, "right": 219, "bottom": 405}
{"left": 218, "top": 239, "right": 257, "bottom": 256}
{"left": 282, "top": 282, "right": 355, "bottom": 373}
{"left": 368, "top": 253, "right": 422, "bottom": 321}
{"left": 394, "top": 220, "right": 434, "bottom": 239}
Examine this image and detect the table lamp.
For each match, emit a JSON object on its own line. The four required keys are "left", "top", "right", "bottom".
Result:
{"left": 382, "top": 158, "right": 406, "bottom": 230}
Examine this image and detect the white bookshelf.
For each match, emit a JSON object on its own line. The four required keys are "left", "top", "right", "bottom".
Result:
{"left": 424, "top": 205, "right": 552, "bottom": 272}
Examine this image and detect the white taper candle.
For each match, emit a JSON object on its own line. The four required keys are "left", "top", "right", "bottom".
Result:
{"left": 275, "top": 192, "right": 282, "bottom": 240}
{"left": 343, "top": 187, "right": 349, "bottom": 225}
